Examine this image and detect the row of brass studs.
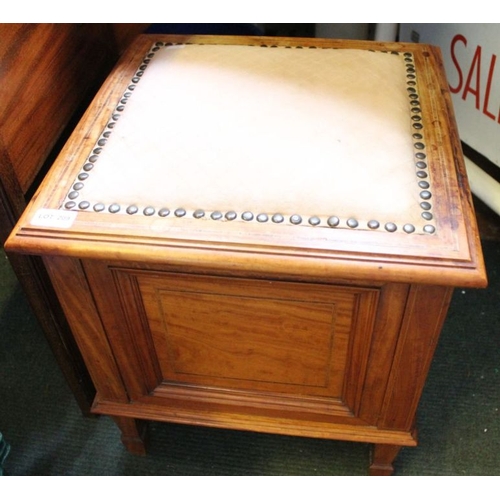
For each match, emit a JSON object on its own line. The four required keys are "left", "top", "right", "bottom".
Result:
{"left": 62, "top": 199, "right": 435, "bottom": 234}
{"left": 64, "top": 43, "right": 162, "bottom": 206}
{"left": 404, "top": 52, "right": 436, "bottom": 234}
{"left": 63, "top": 44, "right": 436, "bottom": 235}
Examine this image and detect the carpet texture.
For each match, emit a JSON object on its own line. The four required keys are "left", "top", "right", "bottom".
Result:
{"left": 0, "top": 240, "right": 499, "bottom": 475}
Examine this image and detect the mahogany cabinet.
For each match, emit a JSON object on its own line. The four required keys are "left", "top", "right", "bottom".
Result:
{"left": 0, "top": 23, "right": 119, "bottom": 414}
{"left": 6, "top": 35, "right": 487, "bottom": 474}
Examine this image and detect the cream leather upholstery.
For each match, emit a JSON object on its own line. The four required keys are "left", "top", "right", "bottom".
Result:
{"left": 65, "top": 43, "right": 430, "bottom": 233}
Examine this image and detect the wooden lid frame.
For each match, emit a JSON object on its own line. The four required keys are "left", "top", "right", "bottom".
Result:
{"left": 6, "top": 35, "right": 487, "bottom": 288}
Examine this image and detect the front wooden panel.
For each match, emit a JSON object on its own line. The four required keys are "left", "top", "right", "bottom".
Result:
{"left": 138, "top": 273, "right": 378, "bottom": 399}
{"left": 86, "top": 262, "right": 386, "bottom": 422}
{"left": 147, "top": 279, "right": 341, "bottom": 391}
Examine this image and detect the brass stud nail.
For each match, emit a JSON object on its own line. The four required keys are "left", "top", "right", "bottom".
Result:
{"left": 327, "top": 216, "right": 340, "bottom": 227}
{"left": 242, "top": 211, "right": 254, "bottom": 221}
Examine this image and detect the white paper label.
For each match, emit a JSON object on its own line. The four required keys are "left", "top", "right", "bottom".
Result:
{"left": 31, "top": 209, "right": 77, "bottom": 229}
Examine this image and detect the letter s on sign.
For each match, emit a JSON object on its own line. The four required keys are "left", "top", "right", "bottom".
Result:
{"left": 450, "top": 34, "right": 467, "bottom": 94}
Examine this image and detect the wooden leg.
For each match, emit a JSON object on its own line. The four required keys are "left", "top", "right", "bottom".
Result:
{"left": 112, "top": 416, "right": 148, "bottom": 456}
{"left": 369, "top": 444, "right": 402, "bottom": 475}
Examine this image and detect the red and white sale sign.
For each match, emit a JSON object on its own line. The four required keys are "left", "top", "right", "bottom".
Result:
{"left": 400, "top": 24, "right": 499, "bottom": 168}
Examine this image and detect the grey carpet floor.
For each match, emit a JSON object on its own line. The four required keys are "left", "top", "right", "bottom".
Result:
{"left": 0, "top": 241, "right": 499, "bottom": 476}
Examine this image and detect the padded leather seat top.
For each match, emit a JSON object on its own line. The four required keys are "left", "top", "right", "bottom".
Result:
{"left": 64, "top": 42, "right": 431, "bottom": 234}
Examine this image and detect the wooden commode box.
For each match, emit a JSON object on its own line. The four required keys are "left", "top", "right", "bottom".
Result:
{"left": 6, "top": 35, "right": 487, "bottom": 475}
